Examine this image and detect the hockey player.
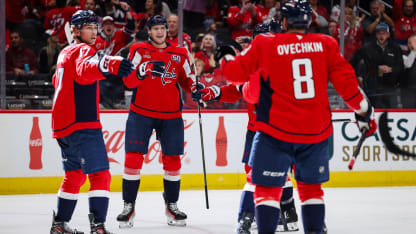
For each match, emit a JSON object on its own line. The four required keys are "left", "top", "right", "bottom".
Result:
{"left": 50, "top": 10, "right": 133, "bottom": 234}
{"left": 220, "top": 0, "right": 377, "bottom": 233}
{"left": 116, "top": 15, "right": 200, "bottom": 228}
{"left": 195, "top": 23, "right": 299, "bottom": 234}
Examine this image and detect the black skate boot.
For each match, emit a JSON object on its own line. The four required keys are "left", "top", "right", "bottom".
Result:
{"left": 283, "top": 207, "right": 299, "bottom": 231}
{"left": 236, "top": 212, "right": 254, "bottom": 234}
{"left": 323, "top": 223, "right": 328, "bottom": 234}
{"left": 50, "top": 211, "right": 84, "bottom": 234}
{"left": 163, "top": 192, "right": 187, "bottom": 226}
{"left": 276, "top": 210, "right": 287, "bottom": 232}
{"left": 88, "top": 213, "right": 113, "bottom": 234}
{"left": 276, "top": 207, "right": 299, "bottom": 232}
{"left": 116, "top": 202, "right": 135, "bottom": 228}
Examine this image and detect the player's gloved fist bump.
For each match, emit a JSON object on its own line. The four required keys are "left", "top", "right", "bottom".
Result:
{"left": 190, "top": 81, "right": 205, "bottom": 94}
{"left": 99, "top": 55, "right": 133, "bottom": 78}
{"left": 355, "top": 106, "right": 377, "bottom": 136}
{"left": 199, "top": 85, "right": 221, "bottom": 102}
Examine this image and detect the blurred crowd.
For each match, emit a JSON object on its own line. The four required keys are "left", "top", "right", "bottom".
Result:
{"left": 4, "top": 0, "right": 416, "bottom": 109}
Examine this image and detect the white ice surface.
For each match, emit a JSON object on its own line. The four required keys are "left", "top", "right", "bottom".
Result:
{"left": 1, "top": 187, "right": 415, "bottom": 234}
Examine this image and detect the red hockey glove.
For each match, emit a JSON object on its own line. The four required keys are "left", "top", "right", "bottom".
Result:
{"left": 195, "top": 85, "right": 221, "bottom": 102}
{"left": 355, "top": 106, "right": 377, "bottom": 136}
{"left": 99, "top": 55, "right": 133, "bottom": 78}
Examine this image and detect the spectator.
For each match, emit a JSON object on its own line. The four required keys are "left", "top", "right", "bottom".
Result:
{"left": 39, "top": 34, "right": 61, "bottom": 74}
{"left": 182, "top": 58, "right": 206, "bottom": 109}
{"left": 328, "top": 20, "right": 337, "bottom": 37}
{"left": 393, "top": 0, "right": 416, "bottom": 52}
{"left": 94, "top": 13, "right": 135, "bottom": 109}
{"left": 257, "top": 0, "right": 277, "bottom": 23}
{"left": 43, "top": 0, "right": 79, "bottom": 45}
{"left": 94, "top": 15, "right": 134, "bottom": 57}
{"left": 333, "top": 7, "right": 363, "bottom": 60}
{"left": 309, "top": 0, "right": 330, "bottom": 33}
{"left": 5, "top": 0, "right": 28, "bottom": 30}
{"left": 195, "top": 34, "right": 217, "bottom": 73}
{"left": 82, "top": 0, "right": 106, "bottom": 17}
{"left": 166, "top": 13, "right": 192, "bottom": 52}
{"left": 361, "top": 0, "right": 394, "bottom": 44}
{"left": 393, "top": 0, "right": 404, "bottom": 21}
{"left": 110, "top": 0, "right": 134, "bottom": 28}
{"left": 400, "top": 34, "right": 416, "bottom": 108}
{"left": 134, "top": 0, "right": 158, "bottom": 31}
{"left": 330, "top": 0, "right": 359, "bottom": 22}
{"left": 191, "top": 33, "right": 205, "bottom": 54}
{"left": 263, "top": 0, "right": 281, "bottom": 24}
{"left": 6, "top": 31, "right": 39, "bottom": 75}
{"left": 227, "top": 0, "right": 262, "bottom": 40}
{"left": 350, "top": 23, "right": 403, "bottom": 108}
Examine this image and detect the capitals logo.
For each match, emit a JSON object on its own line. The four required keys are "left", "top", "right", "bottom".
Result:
{"left": 143, "top": 60, "right": 177, "bottom": 85}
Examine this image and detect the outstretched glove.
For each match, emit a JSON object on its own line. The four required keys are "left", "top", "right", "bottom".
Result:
{"left": 355, "top": 106, "right": 377, "bottom": 136}
{"left": 195, "top": 85, "right": 221, "bottom": 102}
{"left": 136, "top": 61, "right": 166, "bottom": 80}
{"left": 99, "top": 55, "right": 133, "bottom": 78}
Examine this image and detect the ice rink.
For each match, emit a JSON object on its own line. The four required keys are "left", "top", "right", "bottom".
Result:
{"left": 1, "top": 187, "right": 415, "bottom": 234}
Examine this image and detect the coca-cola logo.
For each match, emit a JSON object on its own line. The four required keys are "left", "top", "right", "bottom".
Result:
{"left": 103, "top": 119, "right": 194, "bottom": 164}
{"left": 216, "top": 138, "right": 227, "bottom": 144}
{"left": 29, "top": 139, "right": 42, "bottom": 147}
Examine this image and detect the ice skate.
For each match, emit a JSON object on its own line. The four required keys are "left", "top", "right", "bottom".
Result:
{"left": 163, "top": 193, "right": 187, "bottom": 226}
{"left": 50, "top": 211, "right": 84, "bottom": 234}
{"left": 116, "top": 202, "right": 135, "bottom": 228}
{"left": 276, "top": 207, "right": 299, "bottom": 232}
{"left": 88, "top": 213, "right": 113, "bottom": 234}
{"left": 236, "top": 212, "right": 254, "bottom": 234}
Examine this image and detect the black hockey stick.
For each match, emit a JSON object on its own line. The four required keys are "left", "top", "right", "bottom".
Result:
{"left": 332, "top": 118, "right": 355, "bottom": 123}
{"left": 379, "top": 111, "right": 416, "bottom": 157}
{"left": 348, "top": 129, "right": 367, "bottom": 170}
{"left": 189, "top": 54, "right": 209, "bottom": 209}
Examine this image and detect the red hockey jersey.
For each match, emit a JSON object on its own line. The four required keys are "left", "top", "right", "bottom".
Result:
{"left": 124, "top": 41, "right": 195, "bottom": 119}
{"left": 223, "top": 33, "right": 365, "bottom": 143}
{"left": 166, "top": 32, "right": 192, "bottom": 53}
{"left": 52, "top": 43, "right": 105, "bottom": 138}
{"left": 44, "top": 6, "right": 79, "bottom": 43}
{"left": 94, "top": 30, "right": 132, "bottom": 57}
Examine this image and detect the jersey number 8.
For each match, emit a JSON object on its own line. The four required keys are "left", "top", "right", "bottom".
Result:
{"left": 292, "top": 58, "right": 315, "bottom": 100}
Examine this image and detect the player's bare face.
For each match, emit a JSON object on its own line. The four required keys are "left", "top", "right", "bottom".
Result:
{"left": 149, "top": 25, "right": 167, "bottom": 47}
{"left": 80, "top": 24, "right": 98, "bottom": 45}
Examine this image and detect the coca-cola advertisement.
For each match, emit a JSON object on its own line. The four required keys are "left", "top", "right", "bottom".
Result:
{"left": 29, "top": 116, "right": 42, "bottom": 170}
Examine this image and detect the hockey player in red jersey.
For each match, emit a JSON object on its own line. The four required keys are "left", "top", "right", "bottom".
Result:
{"left": 117, "top": 15, "right": 199, "bottom": 228}
{"left": 50, "top": 10, "right": 133, "bottom": 234}
{"left": 220, "top": 1, "right": 377, "bottom": 233}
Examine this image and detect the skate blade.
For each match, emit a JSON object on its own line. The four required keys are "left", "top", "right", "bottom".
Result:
{"left": 276, "top": 224, "right": 286, "bottom": 232}
{"left": 286, "top": 222, "right": 299, "bottom": 231}
{"left": 167, "top": 217, "right": 186, "bottom": 227}
{"left": 119, "top": 221, "right": 134, "bottom": 229}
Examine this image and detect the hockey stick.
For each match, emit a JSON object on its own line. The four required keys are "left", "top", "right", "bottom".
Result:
{"left": 379, "top": 111, "right": 416, "bottom": 157}
{"left": 348, "top": 129, "right": 367, "bottom": 170}
{"left": 189, "top": 54, "right": 209, "bottom": 209}
{"left": 64, "top": 22, "right": 73, "bottom": 44}
{"left": 332, "top": 118, "right": 355, "bottom": 123}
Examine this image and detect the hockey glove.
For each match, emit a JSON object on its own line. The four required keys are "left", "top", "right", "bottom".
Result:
{"left": 355, "top": 106, "right": 377, "bottom": 136}
{"left": 99, "top": 55, "right": 133, "bottom": 78}
{"left": 136, "top": 61, "right": 166, "bottom": 80}
{"left": 196, "top": 85, "right": 221, "bottom": 102}
{"left": 190, "top": 81, "right": 205, "bottom": 94}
